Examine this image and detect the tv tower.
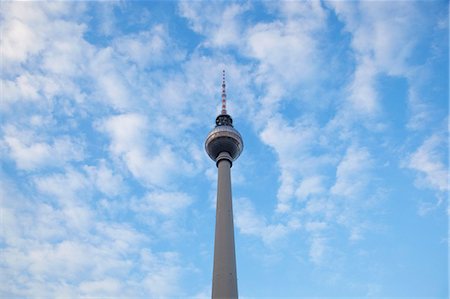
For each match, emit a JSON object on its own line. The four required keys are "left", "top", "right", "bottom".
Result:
{"left": 205, "top": 70, "right": 243, "bottom": 299}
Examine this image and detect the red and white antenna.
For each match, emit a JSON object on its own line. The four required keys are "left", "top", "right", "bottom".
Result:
{"left": 221, "top": 70, "right": 227, "bottom": 115}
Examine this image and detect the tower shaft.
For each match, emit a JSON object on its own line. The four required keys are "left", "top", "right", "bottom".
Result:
{"left": 212, "top": 153, "right": 238, "bottom": 299}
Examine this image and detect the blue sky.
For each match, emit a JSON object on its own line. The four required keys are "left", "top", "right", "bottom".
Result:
{"left": 0, "top": 1, "right": 448, "bottom": 298}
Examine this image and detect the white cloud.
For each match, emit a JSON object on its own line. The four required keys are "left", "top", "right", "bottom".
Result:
{"left": 1, "top": 73, "right": 87, "bottom": 114}
{"left": 0, "top": 2, "right": 165, "bottom": 115}
{"left": 234, "top": 197, "right": 266, "bottom": 236}
{"left": 303, "top": 197, "right": 336, "bottom": 221}
{"left": 406, "top": 88, "right": 433, "bottom": 131}
{"left": 263, "top": 224, "right": 290, "bottom": 245}
{"left": 89, "top": 47, "right": 134, "bottom": 111}
{"left": 327, "top": 1, "right": 422, "bottom": 115}
{"left": 99, "top": 113, "right": 147, "bottom": 154}
{"left": 38, "top": 19, "right": 90, "bottom": 77}
{"left": 246, "top": 1, "right": 325, "bottom": 82}
{"left": 238, "top": 2, "right": 328, "bottom": 121}
{"left": 126, "top": 145, "right": 186, "bottom": 188}
{"left": 0, "top": 4, "right": 46, "bottom": 65}
{"left": 305, "top": 221, "right": 328, "bottom": 233}
{"left": 113, "top": 25, "right": 185, "bottom": 68}
{"left": 84, "top": 161, "right": 125, "bottom": 197}
{"left": 331, "top": 145, "right": 372, "bottom": 198}
{"left": 98, "top": 113, "right": 169, "bottom": 187}
{"left": 0, "top": 2, "right": 88, "bottom": 73}
{"left": 133, "top": 191, "right": 193, "bottom": 216}
{"left": 34, "top": 170, "right": 93, "bottom": 232}
{"left": 79, "top": 278, "right": 123, "bottom": 296}
{"left": 0, "top": 1, "right": 93, "bottom": 123}
{"left": 95, "top": 3, "right": 118, "bottom": 36}
{"left": 178, "top": 2, "right": 248, "bottom": 48}
{"left": 1, "top": 171, "right": 187, "bottom": 297}
{"left": 275, "top": 1, "right": 327, "bottom": 25}
{"left": 2, "top": 125, "right": 84, "bottom": 171}
{"left": 296, "top": 175, "right": 326, "bottom": 200}
{"left": 348, "top": 59, "right": 379, "bottom": 114}
{"left": 246, "top": 21, "right": 317, "bottom": 83}
{"left": 234, "top": 198, "right": 289, "bottom": 246}
{"left": 259, "top": 115, "right": 326, "bottom": 212}
{"left": 141, "top": 250, "right": 183, "bottom": 297}
{"left": 1, "top": 74, "right": 41, "bottom": 105}
{"left": 254, "top": 113, "right": 380, "bottom": 262}
{"left": 97, "top": 109, "right": 198, "bottom": 189}
{"left": 309, "top": 235, "right": 327, "bottom": 264}
{"left": 406, "top": 133, "right": 448, "bottom": 192}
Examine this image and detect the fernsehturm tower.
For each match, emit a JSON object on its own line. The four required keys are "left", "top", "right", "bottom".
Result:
{"left": 205, "top": 70, "right": 243, "bottom": 299}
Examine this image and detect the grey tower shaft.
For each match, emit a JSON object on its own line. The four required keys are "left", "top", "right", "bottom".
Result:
{"left": 212, "top": 152, "right": 238, "bottom": 299}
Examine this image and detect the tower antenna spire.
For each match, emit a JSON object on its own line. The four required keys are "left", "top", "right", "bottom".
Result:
{"left": 221, "top": 70, "right": 227, "bottom": 115}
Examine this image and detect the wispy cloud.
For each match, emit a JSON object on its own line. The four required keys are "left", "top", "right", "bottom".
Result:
{"left": 179, "top": 2, "right": 248, "bottom": 48}
{"left": 327, "top": 1, "right": 423, "bottom": 116}
{"left": 1, "top": 168, "right": 190, "bottom": 297}
{"left": 132, "top": 191, "right": 192, "bottom": 216}
{"left": 331, "top": 145, "right": 372, "bottom": 198}
{"left": 2, "top": 125, "right": 84, "bottom": 171}
{"left": 405, "top": 131, "right": 448, "bottom": 192}
{"left": 97, "top": 113, "right": 195, "bottom": 188}
{"left": 234, "top": 197, "right": 290, "bottom": 246}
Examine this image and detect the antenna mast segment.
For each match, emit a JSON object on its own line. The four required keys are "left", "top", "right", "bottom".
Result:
{"left": 221, "top": 70, "right": 227, "bottom": 115}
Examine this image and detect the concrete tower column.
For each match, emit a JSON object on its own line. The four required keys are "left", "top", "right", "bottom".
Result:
{"left": 212, "top": 152, "right": 238, "bottom": 299}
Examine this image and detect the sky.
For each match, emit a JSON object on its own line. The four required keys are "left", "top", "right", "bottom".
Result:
{"left": 0, "top": 1, "right": 448, "bottom": 298}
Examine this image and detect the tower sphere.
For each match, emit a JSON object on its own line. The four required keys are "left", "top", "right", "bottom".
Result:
{"left": 205, "top": 114, "right": 243, "bottom": 164}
